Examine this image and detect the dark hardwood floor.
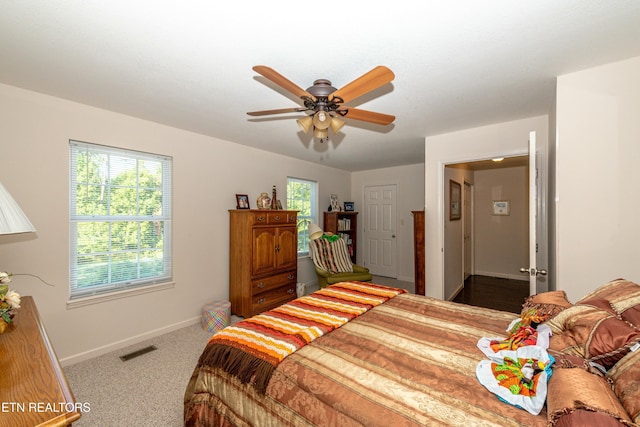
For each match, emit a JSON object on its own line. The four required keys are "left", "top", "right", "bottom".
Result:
{"left": 452, "top": 275, "right": 529, "bottom": 313}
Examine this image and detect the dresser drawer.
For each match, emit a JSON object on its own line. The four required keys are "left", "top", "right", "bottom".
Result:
{"left": 267, "top": 211, "right": 296, "bottom": 224}
{"left": 251, "top": 283, "right": 296, "bottom": 316}
{"left": 252, "top": 270, "right": 296, "bottom": 294}
{"left": 251, "top": 211, "right": 297, "bottom": 225}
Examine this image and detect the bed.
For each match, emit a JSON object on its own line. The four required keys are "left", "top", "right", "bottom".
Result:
{"left": 184, "top": 280, "right": 640, "bottom": 427}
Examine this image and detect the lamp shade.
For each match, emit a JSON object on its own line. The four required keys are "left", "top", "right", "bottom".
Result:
{"left": 296, "top": 115, "right": 313, "bottom": 134}
{"left": 312, "top": 111, "right": 331, "bottom": 130}
{"left": 307, "top": 223, "right": 323, "bottom": 240}
{"left": 329, "top": 116, "right": 346, "bottom": 134}
{"left": 313, "top": 127, "right": 328, "bottom": 140}
{"left": 0, "top": 182, "right": 36, "bottom": 235}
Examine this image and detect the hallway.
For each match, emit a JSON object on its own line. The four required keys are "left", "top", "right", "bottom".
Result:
{"left": 452, "top": 275, "right": 529, "bottom": 313}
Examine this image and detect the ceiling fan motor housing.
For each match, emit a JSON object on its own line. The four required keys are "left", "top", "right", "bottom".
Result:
{"left": 307, "top": 79, "right": 337, "bottom": 97}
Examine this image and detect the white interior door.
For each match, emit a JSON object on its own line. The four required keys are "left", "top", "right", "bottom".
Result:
{"left": 364, "top": 184, "right": 397, "bottom": 277}
{"left": 521, "top": 131, "right": 547, "bottom": 295}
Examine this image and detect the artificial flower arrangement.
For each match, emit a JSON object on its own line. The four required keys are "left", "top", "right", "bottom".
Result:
{"left": 0, "top": 270, "right": 21, "bottom": 333}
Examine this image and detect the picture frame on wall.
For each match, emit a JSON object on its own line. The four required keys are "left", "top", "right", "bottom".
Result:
{"left": 449, "top": 180, "right": 461, "bottom": 221}
{"left": 235, "top": 194, "right": 250, "bottom": 209}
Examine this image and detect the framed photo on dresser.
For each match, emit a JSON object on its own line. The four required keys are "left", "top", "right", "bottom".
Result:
{"left": 235, "top": 194, "right": 250, "bottom": 209}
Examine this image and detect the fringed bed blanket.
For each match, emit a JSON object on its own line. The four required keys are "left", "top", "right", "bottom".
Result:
{"left": 195, "top": 281, "right": 406, "bottom": 393}
{"left": 185, "top": 285, "right": 550, "bottom": 427}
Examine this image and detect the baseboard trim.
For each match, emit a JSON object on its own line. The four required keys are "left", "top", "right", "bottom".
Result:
{"left": 449, "top": 283, "right": 465, "bottom": 301}
{"left": 59, "top": 316, "right": 201, "bottom": 366}
{"left": 473, "top": 270, "right": 529, "bottom": 282}
{"left": 396, "top": 275, "right": 414, "bottom": 283}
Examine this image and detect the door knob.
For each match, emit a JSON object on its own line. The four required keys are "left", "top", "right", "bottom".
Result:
{"left": 520, "top": 267, "right": 548, "bottom": 276}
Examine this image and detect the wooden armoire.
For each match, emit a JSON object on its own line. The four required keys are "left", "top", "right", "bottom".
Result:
{"left": 412, "top": 210, "right": 425, "bottom": 295}
{"left": 229, "top": 209, "right": 298, "bottom": 318}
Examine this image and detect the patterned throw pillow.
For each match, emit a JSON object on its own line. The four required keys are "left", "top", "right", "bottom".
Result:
{"left": 607, "top": 348, "right": 640, "bottom": 425}
{"left": 521, "top": 290, "right": 573, "bottom": 320}
{"left": 545, "top": 304, "right": 640, "bottom": 370}
{"left": 576, "top": 278, "right": 640, "bottom": 328}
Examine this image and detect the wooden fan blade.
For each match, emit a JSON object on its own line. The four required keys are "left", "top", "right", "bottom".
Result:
{"left": 253, "top": 65, "right": 315, "bottom": 101}
{"left": 341, "top": 108, "right": 395, "bottom": 125}
{"left": 247, "top": 107, "right": 306, "bottom": 116}
{"left": 330, "top": 66, "right": 395, "bottom": 104}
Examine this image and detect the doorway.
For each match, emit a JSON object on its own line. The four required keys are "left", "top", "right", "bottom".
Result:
{"left": 444, "top": 156, "right": 530, "bottom": 300}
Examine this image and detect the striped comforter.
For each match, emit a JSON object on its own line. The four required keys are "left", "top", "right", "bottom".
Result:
{"left": 185, "top": 288, "right": 549, "bottom": 427}
{"left": 194, "top": 282, "right": 405, "bottom": 393}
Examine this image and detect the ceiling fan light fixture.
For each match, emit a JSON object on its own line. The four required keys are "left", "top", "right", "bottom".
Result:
{"left": 313, "top": 127, "right": 328, "bottom": 141}
{"left": 312, "top": 111, "right": 331, "bottom": 130}
{"left": 296, "top": 115, "right": 313, "bottom": 133}
{"left": 329, "top": 116, "right": 346, "bottom": 134}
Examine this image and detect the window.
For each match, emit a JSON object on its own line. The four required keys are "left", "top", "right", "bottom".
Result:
{"left": 286, "top": 177, "right": 317, "bottom": 255}
{"left": 69, "top": 141, "right": 172, "bottom": 300}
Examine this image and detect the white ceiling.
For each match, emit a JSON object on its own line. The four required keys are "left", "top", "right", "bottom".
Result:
{"left": 2, "top": 1, "right": 640, "bottom": 171}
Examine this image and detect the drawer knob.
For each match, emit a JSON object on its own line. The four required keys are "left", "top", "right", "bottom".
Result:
{"left": 257, "top": 282, "right": 265, "bottom": 289}
{"left": 287, "top": 288, "right": 294, "bottom": 294}
{"left": 274, "top": 215, "right": 281, "bottom": 221}
{"left": 287, "top": 274, "right": 294, "bottom": 280}
{"left": 257, "top": 215, "right": 265, "bottom": 221}
{"left": 258, "top": 298, "right": 265, "bottom": 304}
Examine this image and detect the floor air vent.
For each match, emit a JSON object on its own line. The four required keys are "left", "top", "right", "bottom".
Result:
{"left": 120, "top": 345, "right": 157, "bottom": 361}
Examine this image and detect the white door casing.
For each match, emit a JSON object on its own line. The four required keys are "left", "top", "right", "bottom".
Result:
{"left": 463, "top": 182, "right": 473, "bottom": 280}
{"left": 520, "top": 131, "right": 548, "bottom": 295}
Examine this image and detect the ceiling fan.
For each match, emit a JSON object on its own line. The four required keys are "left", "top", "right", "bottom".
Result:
{"left": 247, "top": 65, "right": 395, "bottom": 142}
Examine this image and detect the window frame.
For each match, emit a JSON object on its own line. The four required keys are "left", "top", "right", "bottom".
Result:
{"left": 69, "top": 140, "right": 173, "bottom": 304}
{"left": 286, "top": 177, "right": 318, "bottom": 257}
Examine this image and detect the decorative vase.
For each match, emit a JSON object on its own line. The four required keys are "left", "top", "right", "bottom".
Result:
{"left": 257, "top": 192, "right": 271, "bottom": 210}
{"left": 271, "top": 185, "right": 278, "bottom": 210}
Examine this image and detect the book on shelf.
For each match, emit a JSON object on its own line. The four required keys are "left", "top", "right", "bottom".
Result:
{"left": 339, "top": 233, "right": 352, "bottom": 244}
{"left": 337, "top": 218, "right": 351, "bottom": 231}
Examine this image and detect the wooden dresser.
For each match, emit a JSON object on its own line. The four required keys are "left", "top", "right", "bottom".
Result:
{"left": 229, "top": 209, "right": 298, "bottom": 318}
{"left": 0, "top": 296, "right": 81, "bottom": 427}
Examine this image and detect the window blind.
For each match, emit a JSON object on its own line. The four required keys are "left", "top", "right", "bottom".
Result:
{"left": 69, "top": 140, "right": 172, "bottom": 299}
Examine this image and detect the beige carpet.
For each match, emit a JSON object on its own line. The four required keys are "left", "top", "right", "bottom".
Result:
{"left": 64, "top": 321, "right": 218, "bottom": 426}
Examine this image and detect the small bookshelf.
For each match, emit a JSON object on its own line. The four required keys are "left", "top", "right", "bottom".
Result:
{"left": 323, "top": 211, "right": 358, "bottom": 263}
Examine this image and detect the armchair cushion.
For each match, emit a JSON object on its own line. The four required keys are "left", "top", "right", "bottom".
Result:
{"left": 309, "top": 237, "right": 353, "bottom": 273}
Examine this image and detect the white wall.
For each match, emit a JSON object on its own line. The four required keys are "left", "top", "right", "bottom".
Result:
{"left": 425, "top": 115, "right": 548, "bottom": 299}
{"left": 0, "top": 83, "right": 350, "bottom": 363}
{"left": 473, "top": 166, "right": 528, "bottom": 279}
{"left": 555, "top": 56, "right": 640, "bottom": 302}
{"left": 351, "top": 163, "right": 425, "bottom": 283}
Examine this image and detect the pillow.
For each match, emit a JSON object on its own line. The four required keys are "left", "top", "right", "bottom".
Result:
{"left": 607, "top": 349, "right": 640, "bottom": 425}
{"left": 545, "top": 305, "right": 640, "bottom": 370}
{"left": 576, "top": 278, "right": 640, "bottom": 328}
{"left": 522, "top": 290, "right": 572, "bottom": 320}
{"left": 576, "top": 278, "right": 640, "bottom": 304}
{"left": 547, "top": 368, "right": 633, "bottom": 427}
